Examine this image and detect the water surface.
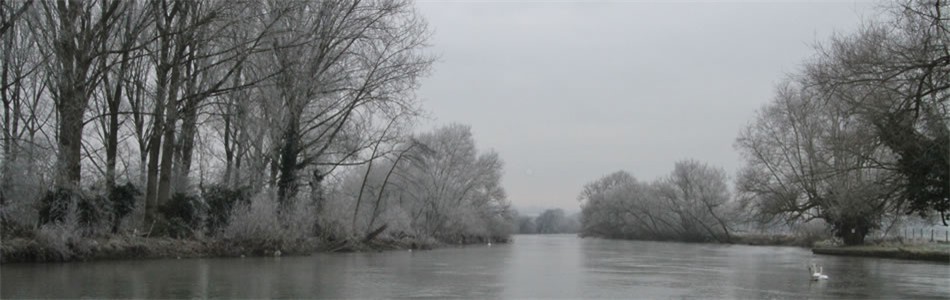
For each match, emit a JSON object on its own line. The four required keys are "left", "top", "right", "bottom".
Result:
{"left": 2, "top": 235, "right": 948, "bottom": 298}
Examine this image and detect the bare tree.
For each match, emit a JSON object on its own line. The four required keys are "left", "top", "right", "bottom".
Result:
{"left": 0, "top": 0, "right": 34, "bottom": 38}
{"left": 92, "top": 1, "right": 151, "bottom": 189}
{"left": 140, "top": 0, "right": 275, "bottom": 220}
{"left": 258, "top": 0, "right": 432, "bottom": 206}
{"left": 1, "top": 1, "right": 43, "bottom": 169}
{"left": 659, "top": 160, "right": 733, "bottom": 242}
{"left": 735, "top": 81, "right": 898, "bottom": 245}
{"left": 578, "top": 171, "right": 637, "bottom": 238}
{"left": 31, "top": 0, "right": 127, "bottom": 193}
{"left": 803, "top": 0, "right": 949, "bottom": 225}
{"left": 325, "top": 124, "right": 510, "bottom": 243}
{"left": 1, "top": 1, "right": 52, "bottom": 228}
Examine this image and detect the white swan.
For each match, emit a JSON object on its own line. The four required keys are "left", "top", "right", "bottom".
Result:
{"left": 808, "top": 264, "right": 829, "bottom": 281}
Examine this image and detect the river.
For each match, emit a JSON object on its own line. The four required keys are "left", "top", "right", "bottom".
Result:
{"left": 2, "top": 234, "right": 948, "bottom": 298}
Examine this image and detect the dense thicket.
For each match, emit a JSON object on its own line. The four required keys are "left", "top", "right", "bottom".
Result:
{"left": 0, "top": 0, "right": 510, "bottom": 247}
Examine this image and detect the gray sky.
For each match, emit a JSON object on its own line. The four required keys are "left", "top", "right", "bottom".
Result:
{"left": 414, "top": 0, "right": 880, "bottom": 215}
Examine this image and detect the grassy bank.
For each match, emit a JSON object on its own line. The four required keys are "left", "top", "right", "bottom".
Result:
{"left": 812, "top": 243, "right": 950, "bottom": 262}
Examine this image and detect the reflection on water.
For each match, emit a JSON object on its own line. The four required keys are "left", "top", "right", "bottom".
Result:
{"left": 2, "top": 235, "right": 948, "bottom": 299}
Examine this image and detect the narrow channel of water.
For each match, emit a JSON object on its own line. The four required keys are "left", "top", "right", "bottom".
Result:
{"left": 2, "top": 234, "right": 948, "bottom": 298}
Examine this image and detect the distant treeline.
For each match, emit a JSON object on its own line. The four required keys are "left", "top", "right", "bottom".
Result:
{"left": 513, "top": 209, "right": 580, "bottom": 234}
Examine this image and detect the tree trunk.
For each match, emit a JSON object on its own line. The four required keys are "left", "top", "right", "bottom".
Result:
{"left": 222, "top": 110, "right": 233, "bottom": 186}
{"left": 174, "top": 46, "right": 205, "bottom": 188}
{"left": 174, "top": 81, "right": 198, "bottom": 189}
{"left": 277, "top": 116, "right": 299, "bottom": 207}
{"left": 55, "top": 89, "right": 85, "bottom": 191}
{"left": 310, "top": 169, "right": 325, "bottom": 212}
{"left": 155, "top": 29, "right": 187, "bottom": 207}
{"left": 145, "top": 33, "right": 171, "bottom": 222}
{"left": 837, "top": 221, "right": 869, "bottom": 246}
{"left": 156, "top": 86, "right": 179, "bottom": 206}
{"left": 51, "top": 0, "right": 91, "bottom": 193}
{"left": 145, "top": 115, "right": 161, "bottom": 219}
{"left": 103, "top": 52, "right": 128, "bottom": 190}
{"left": 104, "top": 100, "right": 119, "bottom": 189}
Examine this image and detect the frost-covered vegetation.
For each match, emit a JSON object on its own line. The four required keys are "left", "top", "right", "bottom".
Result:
{"left": 579, "top": 161, "right": 738, "bottom": 243}
{"left": 0, "top": 0, "right": 511, "bottom": 262}
{"left": 733, "top": 0, "right": 948, "bottom": 245}
{"left": 580, "top": 0, "right": 949, "bottom": 246}
{"left": 323, "top": 124, "right": 512, "bottom": 245}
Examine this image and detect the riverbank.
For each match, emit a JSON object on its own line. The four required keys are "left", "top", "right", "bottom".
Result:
{"left": 598, "top": 234, "right": 950, "bottom": 262}
{"left": 0, "top": 236, "right": 315, "bottom": 263}
{"left": 583, "top": 233, "right": 950, "bottom": 263}
{"left": 0, "top": 234, "right": 509, "bottom": 264}
{"left": 730, "top": 234, "right": 810, "bottom": 247}
{"left": 579, "top": 233, "right": 815, "bottom": 247}
{"left": 812, "top": 243, "right": 950, "bottom": 262}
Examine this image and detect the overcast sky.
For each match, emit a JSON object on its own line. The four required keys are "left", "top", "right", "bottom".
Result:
{"left": 414, "top": 0, "right": 881, "bottom": 215}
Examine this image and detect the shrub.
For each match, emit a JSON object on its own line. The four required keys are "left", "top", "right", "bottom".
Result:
{"left": 109, "top": 183, "right": 140, "bottom": 234}
{"left": 157, "top": 193, "right": 205, "bottom": 238}
{"left": 203, "top": 185, "right": 249, "bottom": 235}
{"left": 222, "top": 190, "right": 317, "bottom": 254}
{"left": 281, "top": 196, "right": 318, "bottom": 239}
{"left": 77, "top": 192, "right": 108, "bottom": 233}
{"left": 39, "top": 188, "right": 73, "bottom": 225}
{"left": 316, "top": 190, "right": 356, "bottom": 240}
{"left": 34, "top": 222, "right": 80, "bottom": 261}
{"left": 39, "top": 187, "right": 114, "bottom": 236}
{"left": 792, "top": 219, "right": 832, "bottom": 247}
{"left": 33, "top": 204, "right": 86, "bottom": 261}
{"left": 222, "top": 190, "right": 281, "bottom": 242}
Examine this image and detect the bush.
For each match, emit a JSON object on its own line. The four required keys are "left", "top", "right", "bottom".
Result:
{"left": 221, "top": 190, "right": 316, "bottom": 254}
{"left": 316, "top": 189, "right": 357, "bottom": 240}
{"left": 39, "top": 188, "right": 73, "bottom": 225}
{"left": 157, "top": 193, "right": 205, "bottom": 238}
{"left": 109, "top": 183, "right": 140, "bottom": 234}
{"left": 32, "top": 204, "right": 87, "bottom": 261}
{"left": 282, "top": 196, "right": 318, "bottom": 239}
{"left": 39, "top": 187, "right": 115, "bottom": 236}
{"left": 203, "top": 185, "right": 249, "bottom": 235}
{"left": 793, "top": 219, "right": 832, "bottom": 247}
{"left": 223, "top": 190, "right": 281, "bottom": 242}
{"left": 77, "top": 192, "right": 108, "bottom": 233}
{"left": 34, "top": 222, "right": 82, "bottom": 261}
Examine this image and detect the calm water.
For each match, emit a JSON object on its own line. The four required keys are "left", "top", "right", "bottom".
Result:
{"left": 2, "top": 235, "right": 948, "bottom": 299}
